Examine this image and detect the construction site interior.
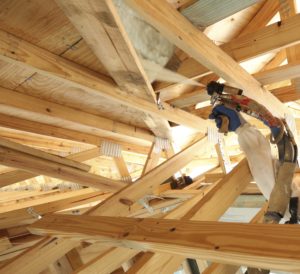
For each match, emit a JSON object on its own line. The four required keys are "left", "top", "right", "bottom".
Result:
{"left": 0, "top": 0, "right": 300, "bottom": 273}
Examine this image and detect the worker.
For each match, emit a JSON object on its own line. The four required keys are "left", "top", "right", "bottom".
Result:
{"left": 207, "top": 81, "right": 298, "bottom": 224}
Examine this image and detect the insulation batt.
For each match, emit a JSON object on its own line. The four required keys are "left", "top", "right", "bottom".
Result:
{"left": 236, "top": 123, "right": 275, "bottom": 199}
{"left": 113, "top": 0, "right": 174, "bottom": 67}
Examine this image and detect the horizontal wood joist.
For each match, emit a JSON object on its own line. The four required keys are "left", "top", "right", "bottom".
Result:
{"left": 157, "top": 12, "right": 300, "bottom": 95}
{"left": 271, "top": 84, "right": 300, "bottom": 102}
{"left": 0, "top": 138, "right": 207, "bottom": 274}
{"left": 0, "top": 147, "right": 100, "bottom": 188}
{"left": 126, "top": 0, "right": 289, "bottom": 118}
{"left": 254, "top": 60, "right": 300, "bottom": 85}
{"left": 0, "top": 86, "right": 154, "bottom": 146}
{"left": 0, "top": 30, "right": 208, "bottom": 132}
{"left": 0, "top": 189, "right": 111, "bottom": 230}
{"left": 29, "top": 214, "right": 300, "bottom": 272}
{"left": 0, "top": 140, "right": 126, "bottom": 191}
{"left": 0, "top": 114, "right": 151, "bottom": 155}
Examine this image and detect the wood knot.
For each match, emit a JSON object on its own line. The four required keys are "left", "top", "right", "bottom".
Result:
{"left": 169, "top": 227, "right": 176, "bottom": 232}
{"left": 123, "top": 232, "right": 130, "bottom": 237}
{"left": 119, "top": 198, "right": 134, "bottom": 206}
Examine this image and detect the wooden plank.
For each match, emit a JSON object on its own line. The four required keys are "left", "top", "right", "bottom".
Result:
{"left": 88, "top": 137, "right": 208, "bottom": 217}
{"left": 73, "top": 247, "right": 139, "bottom": 274}
{"left": 0, "top": 30, "right": 208, "bottom": 132}
{"left": 113, "top": 156, "right": 132, "bottom": 183}
{"left": 202, "top": 204, "right": 267, "bottom": 274}
{"left": 0, "top": 148, "right": 101, "bottom": 188}
{"left": 261, "top": 50, "right": 287, "bottom": 71}
{"left": 0, "top": 189, "right": 110, "bottom": 229}
{"left": 159, "top": 1, "right": 280, "bottom": 105}
{"left": 279, "top": 0, "right": 300, "bottom": 89}
{"left": 141, "top": 141, "right": 161, "bottom": 176}
{"left": 157, "top": 12, "right": 300, "bottom": 97}
{"left": 0, "top": 238, "right": 12, "bottom": 253}
{"left": 55, "top": 0, "right": 171, "bottom": 138}
{"left": 238, "top": 0, "right": 280, "bottom": 36}
{"left": 29, "top": 213, "right": 300, "bottom": 272}
{"left": 254, "top": 60, "right": 300, "bottom": 85}
{"left": 0, "top": 237, "right": 78, "bottom": 274}
{"left": 181, "top": 0, "right": 260, "bottom": 27}
{"left": 0, "top": 114, "right": 150, "bottom": 155}
{"left": 0, "top": 145, "right": 126, "bottom": 191}
{"left": 125, "top": 0, "right": 288, "bottom": 118}
{"left": 66, "top": 248, "right": 84, "bottom": 271}
{"left": 125, "top": 159, "right": 251, "bottom": 274}
{"left": 0, "top": 87, "right": 154, "bottom": 145}
{"left": 111, "top": 159, "right": 251, "bottom": 274}
{"left": 0, "top": 137, "right": 90, "bottom": 172}
{"left": 271, "top": 84, "right": 300, "bottom": 102}
{"left": 0, "top": 138, "right": 207, "bottom": 274}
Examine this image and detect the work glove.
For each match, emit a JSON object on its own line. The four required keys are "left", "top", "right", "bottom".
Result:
{"left": 209, "top": 105, "right": 242, "bottom": 132}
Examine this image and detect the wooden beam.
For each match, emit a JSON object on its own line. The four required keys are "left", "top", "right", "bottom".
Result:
{"left": 0, "top": 144, "right": 126, "bottom": 191}
{"left": 0, "top": 114, "right": 150, "bottom": 155}
{"left": 0, "top": 137, "right": 90, "bottom": 172}
{"left": 159, "top": 0, "right": 280, "bottom": 105}
{"left": 0, "top": 148, "right": 101, "bottom": 188}
{"left": 271, "top": 84, "right": 300, "bottom": 102}
{"left": 88, "top": 137, "right": 208, "bottom": 217}
{"left": 262, "top": 50, "right": 287, "bottom": 71}
{"left": 74, "top": 247, "right": 139, "bottom": 274}
{"left": 157, "top": 12, "right": 300, "bottom": 98}
{"left": 0, "top": 189, "right": 110, "bottom": 229}
{"left": 141, "top": 141, "right": 161, "bottom": 176}
{"left": 0, "top": 30, "right": 208, "bottom": 132}
{"left": 279, "top": 0, "right": 300, "bottom": 89}
{"left": 0, "top": 87, "right": 153, "bottom": 145}
{"left": 29, "top": 214, "right": 300, "bottom": 272}
{"left": 126, "top": 0, "right": 289, "bottom": 118}
{"left": 238, "top": 0, "right": 280, "bottom": 36}
{"left": 0, "top": 238, "right": 12, "bottom": 253}
{"left": 0, "top": 138, "right": 207, "bottom": 274}
{"left": 254, "top": 60, "right": 300, "bottom": 85}
{"left": 124, "top": 159, "right": 250, "bottom": 274}
{"left": 201, "top": 204, "right": 267, "bottom": 274}
{"left": 55, "top": 0, "right": 171, "bottom": 138}
{"left": 103, "top": 159, "right": 251, "bottom": 274}
{"left": 113, "top": 156, "right": 132, "bottom": 183}
{"left": 0, "top": 237, "right": 78, "bottom": 274}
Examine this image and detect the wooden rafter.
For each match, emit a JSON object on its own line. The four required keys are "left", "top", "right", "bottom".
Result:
{"left": 54, "top": 0, "right": 172, "bottom": 139}
{"left": 0, "top": 148, "right": 100, "bottom": 188}
{"left": 0, "top": 138, "right": 207, "bottom": 274}
{"left": 0, "top": 114, "right": 150, "bottom": 155}
{"left": 0, "top": 140, "right": 125, "bottom": 191}
{"left": 29, "top": 213, "right": 300, "bottom": 272}
{"left": 0, "top": 86, "right": 154, "bottom": 145}
{"left": 0, "top": 30, "right": 208, "bottom": 132}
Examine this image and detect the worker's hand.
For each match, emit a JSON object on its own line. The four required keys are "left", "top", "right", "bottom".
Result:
{"left": 209, "top": 105, "right": 241, "bottom": 132}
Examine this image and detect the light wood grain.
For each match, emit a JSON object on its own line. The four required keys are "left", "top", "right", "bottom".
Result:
{"left": 29, "top": 214, "right": 300, "bottom": 272}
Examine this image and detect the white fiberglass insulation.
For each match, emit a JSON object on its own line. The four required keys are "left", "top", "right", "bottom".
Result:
{"left": 113, "top": 0, "right": 174, "bottom": 68}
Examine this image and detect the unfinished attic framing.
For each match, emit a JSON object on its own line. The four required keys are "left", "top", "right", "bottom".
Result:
{"left": 1, "top": 0, "right": 300, "bottom": 273}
